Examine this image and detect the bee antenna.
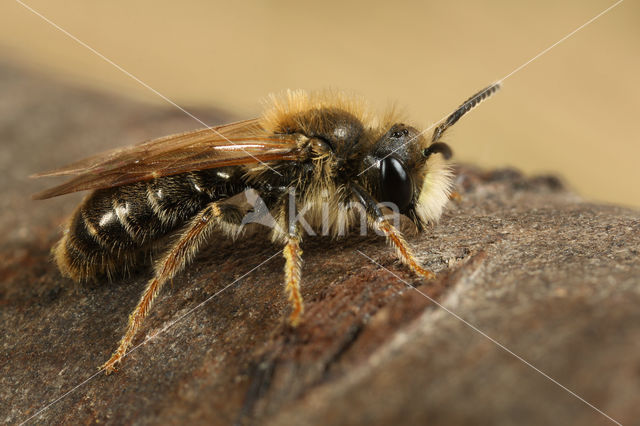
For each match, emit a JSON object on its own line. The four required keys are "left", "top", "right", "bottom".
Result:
{"left": 423, "top": 142, "right": 453, "bottom": 160}
{"left": 432, "top": 83, "right": 501, "bottom": 143}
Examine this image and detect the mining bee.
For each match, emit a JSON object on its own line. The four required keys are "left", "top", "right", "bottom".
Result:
{"left": 33, "top": 84, "right": 499, "bottom": 373}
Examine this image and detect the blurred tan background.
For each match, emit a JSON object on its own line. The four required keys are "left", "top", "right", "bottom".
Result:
{"left": 1, "top": 0, "right": 638, "bottom": 207}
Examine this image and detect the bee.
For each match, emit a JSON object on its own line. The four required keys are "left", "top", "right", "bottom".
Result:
{"left": 33, "top": 84, "right": 499, "bottom": 373}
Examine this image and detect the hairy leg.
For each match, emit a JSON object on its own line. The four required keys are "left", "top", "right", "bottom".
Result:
{"left": 101, "top": 202, "right": 243, "bottom": 373}
{"left": 274, "top": 190, "right": 305, "bottom": 326}
{"left": 351, "top": 184, "right": 435, "bottom": 280}
{"left": 373, "top": 220, "right": 435, "bottom": 279}
{"left": 283, "top": 236, "right": 304, "bottom": 326}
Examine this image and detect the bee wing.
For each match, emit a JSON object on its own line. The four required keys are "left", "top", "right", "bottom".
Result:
{"left": 32, "top": 118, "right": 301, "bottom": 199}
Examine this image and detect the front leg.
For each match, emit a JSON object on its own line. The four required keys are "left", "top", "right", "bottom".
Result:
{"left": 352, "top": 184, "right": 435, "bottom": 280}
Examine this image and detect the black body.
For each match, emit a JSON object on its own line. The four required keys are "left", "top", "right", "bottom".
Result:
{"left": 63, "top": 168, "right": 249, "bottom": 278}
{"left": 54, "top": 84, "right": 501, "bottom": 281}
{"left": 62, "top": 109, "right": 424, "bottom": 279}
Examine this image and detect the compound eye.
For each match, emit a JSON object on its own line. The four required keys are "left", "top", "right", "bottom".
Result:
{"left": 380, "top": 157, "right": 413, "bottom": 213}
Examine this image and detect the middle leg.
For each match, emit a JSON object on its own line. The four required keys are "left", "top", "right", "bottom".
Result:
{"left": 275, "top": 191, "right": 305, "bottom": 326}
{"left": 283, "top": 236, "right": 304, "bottom": 326}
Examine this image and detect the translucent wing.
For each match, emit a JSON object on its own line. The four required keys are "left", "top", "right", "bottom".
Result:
{"left": 32, "top": 118, "right": 300, "bottom": 199}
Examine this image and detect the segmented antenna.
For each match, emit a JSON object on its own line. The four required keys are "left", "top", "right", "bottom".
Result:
{"left": 432, "top": 83, "right": 501, "bottom": 143}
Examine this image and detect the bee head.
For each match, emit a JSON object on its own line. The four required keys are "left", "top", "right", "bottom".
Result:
{"left": 373, "top": 123, "right": 454, "bottom": 228}
{"left": 371, "top": 83, "right": 500, "bottom": 226}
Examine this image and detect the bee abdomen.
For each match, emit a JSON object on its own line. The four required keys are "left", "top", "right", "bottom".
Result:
{"left": 53, "top": 208, "right": 139, "bottom": 282}
{"left": 54, "top": 171, "right": 238, "bottom": 282}
{"left": 54, "top": 182, "right": 158, "bottom": 281}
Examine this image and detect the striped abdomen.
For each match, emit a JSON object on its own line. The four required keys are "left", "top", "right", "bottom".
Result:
{"left": 54, "top": 169, "right": 244, "bottom": 282}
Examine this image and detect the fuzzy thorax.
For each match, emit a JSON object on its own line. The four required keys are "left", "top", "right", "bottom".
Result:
{"left": 260, "top": 89, "right": 378, "bottom": 135}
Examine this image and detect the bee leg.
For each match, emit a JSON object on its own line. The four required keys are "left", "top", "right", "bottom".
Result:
{"left": 374, "top": 219, "right": 435, "bottom": 280}
{"left": 449, "top": 191, "right": 463, "bottom": 202}
{"left": 351, "top": 184, "right": 435, "bottom": 280}
{"left": 277, "top": 193, "right": 305, "bottom": 327}
{"left": 101, "top": 202, "right": 243, "bottom": 374}
{"left": 283, "top": 236, "right": 304, "bottom": 326}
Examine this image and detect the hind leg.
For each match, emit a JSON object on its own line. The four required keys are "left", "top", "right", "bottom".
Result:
{"left": 102, "top": 202, "right": 244, "bottom": 373}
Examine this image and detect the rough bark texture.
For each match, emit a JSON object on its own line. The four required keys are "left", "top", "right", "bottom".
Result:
{"left": 1, "top": 62, "right": 639, "bottom": 426}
